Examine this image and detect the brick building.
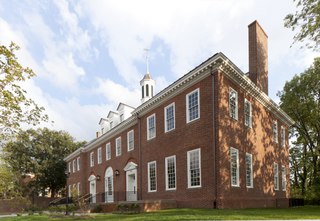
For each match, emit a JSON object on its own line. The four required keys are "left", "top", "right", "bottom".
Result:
{"left": 65, "top": 21, "right": 294, "bottom": 209}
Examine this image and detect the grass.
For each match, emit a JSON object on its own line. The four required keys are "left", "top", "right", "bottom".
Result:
{"left": 2, "top": 206, "right": 320, "bottom": 221}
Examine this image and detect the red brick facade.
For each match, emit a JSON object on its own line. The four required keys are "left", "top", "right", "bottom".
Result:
{"left": 65, "top": 21, "right": 293, "bottom": 209}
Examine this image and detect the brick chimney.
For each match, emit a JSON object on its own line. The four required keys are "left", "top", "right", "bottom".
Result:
{"left": 248, "top": 20, "right": 268, "bottom": 95}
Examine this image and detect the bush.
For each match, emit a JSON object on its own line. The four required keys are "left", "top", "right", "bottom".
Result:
{"left": 116, "top": 203, "right": 140, "bottom": 214}
{"left": 91, "top": 204, "right": 103, "bottom": 213}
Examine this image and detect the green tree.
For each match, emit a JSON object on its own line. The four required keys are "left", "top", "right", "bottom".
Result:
{"left": 284, "top": 0, "right": 320, "bottom": 50}
{"left": 278, "top": 57, "right": 320, "bottom": 199}
{"left": 0, "top": 42, "right": 48, "bottom": 139}
{"left": 2, "top": 128, "right": 86, "bottom": 197}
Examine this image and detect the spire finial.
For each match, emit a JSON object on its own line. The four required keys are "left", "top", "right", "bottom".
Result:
{"left": 144, "top": 48, "right": 149, "bottom": 74}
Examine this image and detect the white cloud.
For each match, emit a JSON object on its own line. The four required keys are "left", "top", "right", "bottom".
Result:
{"left": 95, "top": 78, "right": 140, "bottom": 108}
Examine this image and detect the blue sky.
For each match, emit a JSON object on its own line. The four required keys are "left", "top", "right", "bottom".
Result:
{"left": 0, "top": 0, "right": 317, "bottom": 141}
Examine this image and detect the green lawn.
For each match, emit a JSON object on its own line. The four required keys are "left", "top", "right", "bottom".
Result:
{"left": 2, "top": 206, "right": 320, "bottom": 221}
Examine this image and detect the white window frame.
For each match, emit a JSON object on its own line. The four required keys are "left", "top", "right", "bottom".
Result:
{"left": 90, "top": 152, "right": 94, "bottom": 167}
{"left": 148, "top": 161, "right": 157, "bottom": 192}
{"left": 106, "top": 142, "right": 111, "bottom": 160}
{"left": 230, "top": 147, "right": 239, "bottom": 187}
{"left": 127, "top": 130, "right": 134, "bottom": 151}
{"left": 68, "top": 185, "right": 72, "bottom": 197}
{"left": 147, "top": 114, "right": 156, "bottom": 140}
{"left": 165, "top": 155, "right": 176, "bottom": 191}
{"left": 282, "top": 166, "right": 286, "bottom": 191}
{"left": 77, "top": 157, "right": 80, "bottom": 171}
{"left": 68, "top": 162, "right": 71, "bottom": 173}
{"left": 97, "top": 147, "right": 102, "bottom": 164}
{"left": 186, "top": 88, "right": 200, "bottom": 123}
{"left": 187, "top": 148, "right": 201, "bottom": 188}
{"left": 280, "top": 126, "right": 285, "bottom": 147}
{"left": 77, "top": 182, "right": 80, "bottom": 196}
{"left": 116, "top": 137, "right": 122, "bottom": 156}
{"left": 273, "top": 120, "right": 278, "bottom": 143}
{"left": 245, "top": 153, "right": 253, "bottom": 188}
{"left": 244, "top": 99, "right": 252, "bottom": 128}
{"left": 274, "top": 163, "right": 279, "bottom": 190}
{"left": 229, "top": 88, "right": 238, "bottom": 120}
{"left": 72, "top": 160, "right": 76, "bottom": 173}
{"left": 164, "top": 103, "right": 175, "bottom": 132}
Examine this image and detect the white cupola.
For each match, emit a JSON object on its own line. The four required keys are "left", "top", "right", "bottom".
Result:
{"left": 140, "top": 49, "right": 155, "bottom": 103}
{"left": 140, "top": 73, "right": 155, "bottom": 103}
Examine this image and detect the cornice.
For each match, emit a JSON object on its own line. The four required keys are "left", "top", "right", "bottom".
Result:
{"left": 218, "top": 58, "right": 294, "bottom": 126}
{"left": 64, "top": 116, "right": 137, "bottom": 161}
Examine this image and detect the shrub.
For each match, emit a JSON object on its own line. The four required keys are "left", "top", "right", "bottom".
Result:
{"left": 91, "top": 204, "right": 103, "bottom": 213}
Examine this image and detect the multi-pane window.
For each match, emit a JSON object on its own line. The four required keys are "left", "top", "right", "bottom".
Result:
{"left": 97, "top": 147, "right": 102, "bottom": 164}
{"left": 230, "top": 147, "right": 239, "bottom": 187}
{"left": 244, "top": 99, "right": 252, "bottom": 127}
{"left": 72, "top": 160, "right": 76, "bottom": 173}
{"left": 187, "top": 148, "right": 201, "bottom": 188}
{"left": 106, "top": 143, "right": 111, "bottom": 160}
{"left": 245, "top": 153, "right": 253, "bottom": 188}
{"left": 68, "top": 162, "right": 71, "bottom": 173}
{"left": 77, "top": 182, "right": 80, "bottom": 196}
{"left": 274, "top": 163, "right": 279, "bottom": 190}
{"left": 165, "top": 103, "right": 175, "bottom": 132}
{"left": 77, "top": 157, "right": 80, "bottom": 171}
{"left": 282, "top": 166, "right": 286, "bottom": 191}
{"left": 273, "top": 120, "right": 278, "bottom": 143}
{"left": 280, "top": 126, "right": 285, "bottom": 147}
{"left": 186, "top": 88, "right": 200, "bottom": 123}
{"left": 229, "top": 88, "right": 238, "bottom": 120}
{"left": 90, "top": 152, "right": 94, "bottom": 167}
{"left": 165, "top": 155, "right": 176, "bottom": 190}
{"left": 127, "top": 130, "right": 134, "bottom": 151}
{"left": 147, "top": 114, "right": 156, "bottom": 140}
{"left": 116, "top": 137, "right": 121, "bottom": 156}
{"left": 148, "top": 161, "right": 157, "bottom": 192}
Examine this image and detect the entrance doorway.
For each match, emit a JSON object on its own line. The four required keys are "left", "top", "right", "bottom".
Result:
{"left": 88, "top": 175, "right": 96, "bottom": 203}
{"left": 124, "top": 162, "right": 138, "bottom": 201}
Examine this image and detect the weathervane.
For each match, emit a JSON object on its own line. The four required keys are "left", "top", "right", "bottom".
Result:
{"left": 144, "top": 48, "right": 149, "bottom": 74}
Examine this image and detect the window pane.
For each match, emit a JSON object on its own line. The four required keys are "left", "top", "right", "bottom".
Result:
{"left": 148, "top": 162, "right": 157, "bottom": 191}
{"left": 189, "top": 149, "right": 200, "bottom": 187}
{"left": 229, "top": 89, "right": 238, "bottom": 119}
{"left": 188, "top": 91, "right": 199, "bottom": 121}
{"left": 246, "top": 153, "right": 253, "bottom": 187}
{"left": 166, "top": 157, "right": 176, "bottom": 189}
{"left": 230, "top": 148, "right": 239, "bottom": 186}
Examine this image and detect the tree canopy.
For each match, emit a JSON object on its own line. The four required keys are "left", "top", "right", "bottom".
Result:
{"left": 0, "top": 42, "right": 48, "bottom": 139}
{"left": 2, "top": 128, "right": 86, "bottom": 197}
{"left": 284, "top": 0, "right": 320, "bottom": 50}
{"left": 278, "top": 57, "right": 320, "bottom": 199}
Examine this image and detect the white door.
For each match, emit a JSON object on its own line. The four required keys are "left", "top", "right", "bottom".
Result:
{"left": 89, "top": 180, "right": 96, "bottom": 203}
{"left": 126, "top": 169, "right": 137, "bottom": 201}
{"left": 105, "top": 176, "right": 114, "bottom": 202}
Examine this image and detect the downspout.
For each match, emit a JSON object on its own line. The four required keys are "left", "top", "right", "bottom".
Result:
{"left": 211, "top": 68, "right": 218, "bottom": 208}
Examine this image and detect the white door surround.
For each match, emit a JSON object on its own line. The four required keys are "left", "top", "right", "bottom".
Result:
{"left": 88, "top": 174, "right": 97, "bottom": 203}
{"left": 124, "top": 162, "right": 138, "bottom": 201}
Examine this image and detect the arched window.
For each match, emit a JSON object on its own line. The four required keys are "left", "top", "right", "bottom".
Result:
{"left": 104, "top": 167, "right": 114, "bottom": 202}
{"left": 141, "top": 86, "right": 144, "bottom": 98}
{"left": 146, "top": 84, "right": 149, "bottom": 97}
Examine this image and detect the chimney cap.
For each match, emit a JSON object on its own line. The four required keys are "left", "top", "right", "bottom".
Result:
{"left": 248, "top": 20, "right": 268, "bottom": 38}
